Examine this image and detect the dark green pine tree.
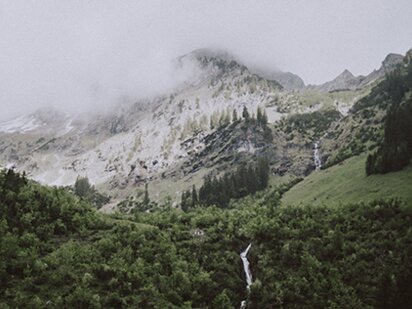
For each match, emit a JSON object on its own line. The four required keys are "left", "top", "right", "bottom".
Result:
{"left": 191, "top": 185, "right": 198, "bottom": 207}
{"left": 262, "top": 109, "right": 268, "bottom": 125}
{"left": 222, "top": 173, "right": 235, "bottom": 199}
{"left": 235, "top": 164, "right": 249, "bottom": 197}
{"left": 199, "top": 175, "right": 211, "bottom": 205}
{"left": 257, "top": 106, "right": 263, "bottom": 124}
{"left": 242, "top": 106, "right": 250, "bottom": 121}
{"left": 143, "top": 183, "right": 150, "bottom": 206}
{"left": 181, "top": 189, "right": 191, "bottom": 212}
{"left": 246, "top": 164, "right": 257, "bottom": 194}
{"left": 181, "top": 191, "right": 187, "bottom": 211}
{"left": 74, "top": 176, "right": 91, "bottom": 198}
{"left": 257, "top": 157, "right": 270, "bottom": 190}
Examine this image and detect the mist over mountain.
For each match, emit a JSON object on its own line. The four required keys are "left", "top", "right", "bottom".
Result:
{"left": 1, "top": 47, "right": 410, "bottom": 207}
{"left": 2, "top": 2, "right": 412, "bottom": 308}
{"left": 1, "top": 1, "right": 412, "bottom": 121}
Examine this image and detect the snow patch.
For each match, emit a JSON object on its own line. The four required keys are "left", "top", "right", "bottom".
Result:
{"left": 0, "top": 115, "right": 43, "bottom": 133}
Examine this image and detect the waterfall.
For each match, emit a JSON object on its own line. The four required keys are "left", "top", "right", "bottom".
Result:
{"left": 240, "top": 243, "right": 252, "bottom": 309}
{"left": 313, "top": 142, "right": 322, "bottom": 170}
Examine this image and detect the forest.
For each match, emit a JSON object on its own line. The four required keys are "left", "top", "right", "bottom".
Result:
{"left": 364, "top": 56, "right": 412, "bottom": 175}
{"left": 181, "top": 157, "right": 270, "bottom": 209}
{"left": 1, "top": 169, "right": 412, "bottom": 308}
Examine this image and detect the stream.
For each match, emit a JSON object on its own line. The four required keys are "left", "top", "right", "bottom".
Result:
{"left": 240, "top": 243, "right": 252, "bottom": 309}
{"left": 313, "top": 142, "right": 322, "bottom": 170}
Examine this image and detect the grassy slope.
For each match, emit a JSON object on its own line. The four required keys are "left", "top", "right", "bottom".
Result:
{"left": 282, "top": 153, "right": 412, "bottom": 206}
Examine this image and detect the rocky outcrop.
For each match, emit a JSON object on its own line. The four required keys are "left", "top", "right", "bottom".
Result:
{"left": 251, "top": 68, "right": 305, "bottom": 89}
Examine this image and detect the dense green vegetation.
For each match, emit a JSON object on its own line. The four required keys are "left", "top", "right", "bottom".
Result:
{"left": 195, "top": 157, "right": 270, "bottom": 208}
{"left": 282, "top": 109, "right": 341, "bottom": 140}
{"left": 2, "top": 169, "right": 412, "bottom": 308}
{"left": 366, "top": 95, "right": 412, "bottom": 174}
{"left": 358, "top": 55, "right": 412, "bottom": 174}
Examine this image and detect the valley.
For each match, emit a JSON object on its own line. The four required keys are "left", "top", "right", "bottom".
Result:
{"left": 1, "top": 48, "right": 408, "bottom": 211}
{"left": 2, "top": 2, "right": 412, "bottom": 308}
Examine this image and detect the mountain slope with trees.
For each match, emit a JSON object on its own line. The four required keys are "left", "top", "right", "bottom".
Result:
{"left": 364, "top": 51, "right": 412, "bottom": 174}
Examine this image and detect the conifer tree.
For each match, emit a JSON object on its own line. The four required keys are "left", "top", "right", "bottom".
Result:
{"left": 257, "top": 157, "right": 270, "bottom": 189}
{"left": 181, "top": 191, "right": 187, "bottom": 211}
{"left": 257, "top": 106, "right": 263, "bottom": 124}
{"left": 191, "top": 185, "right": 198, "bottom": 207}
{"left": 242, "top": 106, "right": 250, "bottom": 120}
{"left": 247, "top": 164, "right": 257, "bottom": 194}
{"left": 143, "top": 183, "right": 150, "bottom": 206}
{"left": 74, "top": 176, "right": 91, "bottom": 198}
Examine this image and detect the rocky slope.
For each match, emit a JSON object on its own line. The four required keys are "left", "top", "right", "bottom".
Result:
{"left": 0, "top": 48, "right": 408, "bottom": 206}
{"left": 250, "top": 68, "right": 305, "bottom": 90}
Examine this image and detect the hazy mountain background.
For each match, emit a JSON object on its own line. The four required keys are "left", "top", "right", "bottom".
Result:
{"left": 1, "top": 2, "right": 412, "bottom": 308}
{"left": 1, "top": 0, "right": 412, "bottom": 120}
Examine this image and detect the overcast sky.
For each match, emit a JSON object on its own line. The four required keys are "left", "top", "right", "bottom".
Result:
{"left": 1, "top": 0, "right": 412, "bottom": 120}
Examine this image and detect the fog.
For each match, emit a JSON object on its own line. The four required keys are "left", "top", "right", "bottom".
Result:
{"left": 1, "top": 0, "right": 412, "bottom": 120}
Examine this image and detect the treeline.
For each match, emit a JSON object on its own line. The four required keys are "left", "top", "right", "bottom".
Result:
{"left": 209, "top": 105, "right": 268, "bottom": 132}
{"left": 181, "top": 105, "right": 269, "bottom": 140}
{"left": 181, "top": 157, "right": 270, "bottom": 209}
{"left": 365, "top": 55, "right": 412, "bottom": 175}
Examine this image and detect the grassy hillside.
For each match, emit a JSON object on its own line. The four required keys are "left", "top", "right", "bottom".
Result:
{"left": 282, "top": 153, "right": 412, "bottom": 206}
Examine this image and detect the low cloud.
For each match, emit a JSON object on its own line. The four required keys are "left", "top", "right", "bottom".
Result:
{"left": 1, "top": 0, "right": 411, "bottom": 120}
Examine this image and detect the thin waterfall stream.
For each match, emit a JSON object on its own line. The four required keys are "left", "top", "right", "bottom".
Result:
{"left": 240, "top": 243, "right": 252, "bottom": 309}
{"left": 314, "top": 142, "right": 322, "bottom": 170}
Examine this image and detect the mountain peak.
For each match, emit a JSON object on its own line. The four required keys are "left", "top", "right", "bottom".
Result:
{"left": 176, "top": 48, "right": 248, "bottom": 82}
{"left": 336, "top": 69, "right": 355, "bottom": 81}
{"left": 308, "top": 69, "right": 357, "bottom": 92}
{"left": 381, "top": 53, "right": 403, "bottom": 72}
{"left": 178, "top": 48, "right": 240, "bottom": 68}
{"left": 405, "top": 48, "right": 412, "bottom": 64}
{"left": 189, "top": 48, "right": 237, "bottom": 62}
{"left": 251, "top": 68, "right": 305, "bottom": 89}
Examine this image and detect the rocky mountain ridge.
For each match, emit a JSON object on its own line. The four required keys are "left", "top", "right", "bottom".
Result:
{"left": 0, "top": 48, "right": 409, "bottom": 206}
{"left": 308, "top": 53, "right": 404, "bottom": 92}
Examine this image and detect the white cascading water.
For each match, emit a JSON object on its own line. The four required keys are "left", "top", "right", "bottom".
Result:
{"left": 240, "top": 243, "right": 252, "bottom": 309}
{"left": 313, "top": 142, "right": 322, "bottom": 170}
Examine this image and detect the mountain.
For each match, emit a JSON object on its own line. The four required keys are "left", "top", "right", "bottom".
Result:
{"left": 0, "top": 49, "right": 285, "bottom": 201}
{"left": 0, "top": 48, "right": 408, "bottom": 208}
{"left": 309, "top": 69, "right": 361, "bottom": 92}
{"left": 250, "top": 68, "right": 305, "bottom": 89}
{"left": 2, "top": 48, "right": 412, "bottom": 308}
{"left": 309, "top": 53, "right": 404, "bottom": 92}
